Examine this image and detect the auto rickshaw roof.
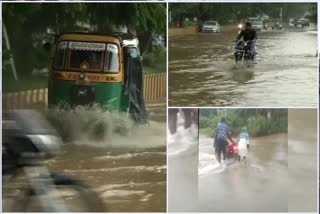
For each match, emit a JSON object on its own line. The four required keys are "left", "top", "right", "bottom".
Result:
{"left": 59, "top": 32, "right": 139, "bottom": 47}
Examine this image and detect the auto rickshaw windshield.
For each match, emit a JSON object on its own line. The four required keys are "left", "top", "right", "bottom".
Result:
{"left": 53, "top": 41, "right": 119, "bottom": 73}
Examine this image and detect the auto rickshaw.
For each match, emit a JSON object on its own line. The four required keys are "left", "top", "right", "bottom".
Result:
{"left": 48, "top": 32, "right": 147, "bottom": 123}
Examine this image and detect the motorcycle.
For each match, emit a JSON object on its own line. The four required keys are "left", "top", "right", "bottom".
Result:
{"left": 234, "top": 40, "right": 256, "bottom": 65}
{"left": 226, "top": 142, "right": 240, "bottom": 161}
{"left": 2, "top": 110, "right": 105, "bottom": 212}
{"left": 272, "top": 23, "right": 282, "bottom": 30}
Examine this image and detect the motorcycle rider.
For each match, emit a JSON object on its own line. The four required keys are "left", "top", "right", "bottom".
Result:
{"left": 214, "top": 118, "right": 234, "bottom": 164}
{"left": 236, "top": 21, "right": 257, "bottom": 59}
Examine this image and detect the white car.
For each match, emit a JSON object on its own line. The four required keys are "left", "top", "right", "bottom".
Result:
{"left": 252, "top": 20, "right": 264, "bottom": 31}
{"left": 202, "top": 21, "right": 221, "bottom": 33}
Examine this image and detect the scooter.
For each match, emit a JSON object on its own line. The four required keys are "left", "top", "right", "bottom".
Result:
{"left": 226, "top": 142, "right": 240, "bottom": 161}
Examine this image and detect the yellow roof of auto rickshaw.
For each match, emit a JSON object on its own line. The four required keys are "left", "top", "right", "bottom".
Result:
{"left": 59, "top": 32, "right": 138, "bottom": 47}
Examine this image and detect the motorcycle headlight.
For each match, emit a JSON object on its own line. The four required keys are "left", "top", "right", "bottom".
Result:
{"left": 238, "top": 24, "right": 243, "bottom": 29}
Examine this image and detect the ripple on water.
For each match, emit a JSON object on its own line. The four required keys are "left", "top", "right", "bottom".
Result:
{"left": 169, "top": 29, "right": 317, "bottom": 106}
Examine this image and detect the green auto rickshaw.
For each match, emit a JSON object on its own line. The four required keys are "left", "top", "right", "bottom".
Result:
{"left": 48, "top": 32, "right": 147, "bottom": 123}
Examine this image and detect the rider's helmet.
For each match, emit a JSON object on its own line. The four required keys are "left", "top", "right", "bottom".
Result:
{"left": 245, "top": 22, "right": 252, "bottom": 27}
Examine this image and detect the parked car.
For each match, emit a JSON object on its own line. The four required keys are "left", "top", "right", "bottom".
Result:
{"left": 201, "top": 21, "right": 221, "bottom": 33}
{"left": 252, "top": 20, "right": 264, "bottom": 31}
{"left": 298, "top": 18, "right": 310, "bottom": 27}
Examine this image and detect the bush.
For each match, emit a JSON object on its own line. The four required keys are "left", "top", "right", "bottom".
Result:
{"left": 199, "top": 109, "right": 288, "bottom": 138}
{"left": 142, "top": 46, "right": 166, "bottom": 73}
{"left": 183, "top": 21, "right": 196, "bottom": 27}
{"left": 142, "top": 53, "right": 153, "bottom": 67}
{"left": 169, "top": 22, "right": 176, "bottom": 28}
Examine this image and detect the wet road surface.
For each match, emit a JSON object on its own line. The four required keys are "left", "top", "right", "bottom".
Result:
{"left": 198, "top": 134, "right": 288, "bottom": 212}
{"left": 3, "top": 105, "right": 167, "bottom": 212}
{"left": 48, "top": 109, "right": 167, "bottom": 212}
{"left": 48, "top": 135, "right": 166, "bottom": 212}
{"left": 169, "top": 26, "right": 317, "bottom": 107}
{"left": 288, "top": 109, "right": 317, "bottom": 212}
{"left": 168, "top": 112, "right": 199, "bottom": 212}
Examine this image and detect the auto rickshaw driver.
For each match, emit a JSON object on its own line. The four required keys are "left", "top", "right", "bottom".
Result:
{"left": 48, "top": 32, "right": 147, "bottom": 123}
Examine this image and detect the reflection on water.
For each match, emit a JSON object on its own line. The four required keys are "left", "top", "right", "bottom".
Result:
{"left": 169, "top": 28, "right": 317, "bottom": 106}
{"left": 198, "top": 134, "right": 288, "bottom": 212}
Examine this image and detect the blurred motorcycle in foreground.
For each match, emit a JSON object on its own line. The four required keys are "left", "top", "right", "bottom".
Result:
{"left": 2, "top": 110, "right": 105, "bottom": 212}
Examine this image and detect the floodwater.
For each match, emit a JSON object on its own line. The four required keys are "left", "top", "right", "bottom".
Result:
{"left": 198, "top": 134, "right": 288, "bottom": 212}
{"left": 288, "top": 109, "right": 317, "bottom": 212}
{"left": 3, "top": 106, "right": 166, "bottom": 212}
{"left": 48, "top": 108, "right": 167, "bottom": 212}
{"left": 169, "top": 26, "right": 317, "bottom": 107}
{"left": 198, "top": 109, "right": 318, "bottom": 212}
{"left": 168, "top": 112, "right": 199, "bottom": 212}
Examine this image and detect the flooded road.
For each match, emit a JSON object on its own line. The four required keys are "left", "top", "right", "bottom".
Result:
{"left": 169, "top": 26, "right": 317, "bottom": 106}
{"left": 168, "top": 111, "right": 199, "bottom": 212}
{"left": 47, "top": 110, "right": 167, "bottom": 212}
{"left": 288, "top": 109, "right": 317, "bottom": 212}
{"left": 48, "top": 134, "right": 166, "bottom": 212}
{"left": 3, "top": 105, "right": 167, "bottom": 212}
{"left": 198, "top": 134, "right": 288, "bottom": 212}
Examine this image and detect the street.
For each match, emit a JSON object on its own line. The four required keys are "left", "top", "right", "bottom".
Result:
{"left": 288, "top": 109, "right": 317, "bottom": 212}
{"left": 48, "top": 121, "right": 166, "bottom": 212}
{"left": 169, "top": 26, "right": 317, "bottom": 106}
{"left": 198, "top": 134, "right": 288, "bottom": 212}
{"left": 3, "top": 104, "right": 167, "bottom": 212}
{"left": 168, "top": 111, "right": 199, "bottom": 212}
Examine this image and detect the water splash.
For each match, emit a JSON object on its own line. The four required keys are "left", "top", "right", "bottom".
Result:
{"left": 168, "top": 112, "right": 198, "bottom": 157}
{"left": 47, "top": 105, "right": 166, "bottom": 148}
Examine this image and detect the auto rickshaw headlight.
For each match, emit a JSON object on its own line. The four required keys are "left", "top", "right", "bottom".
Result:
{"left": 80, "top": 72, "right": 86, "bottom": 80}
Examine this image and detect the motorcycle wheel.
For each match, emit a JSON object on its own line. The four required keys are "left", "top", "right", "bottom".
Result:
{"left": 10, "top": 173, "right": 105, "bottom": 212}
{"left": 235, "top": 55, "right": 242, "bottom": 64}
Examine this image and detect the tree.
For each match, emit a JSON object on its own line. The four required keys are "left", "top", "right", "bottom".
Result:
{"left": 2, "top": 3, "right": 166, "bottom": 77}
{"left": 169, "top": 3, "right": 316, "bottom": 23}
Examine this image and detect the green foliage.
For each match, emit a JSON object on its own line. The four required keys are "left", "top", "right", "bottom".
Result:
{"left": 306, "top": 4, "right": 317, "bottom": 24}
{"left": 199, "top": 109, "right": 288, "bottom": 138}
{"left": 170, "top": 3, "right": 316, "bottom": 23}
{"left": 2, "top": 3, "right": 166, "bottom": 79}
{"left": 142, "top": 46, "right": 166, "bottom": 73}
{"left": 183, "top": 21, "right": 197, "bottom": 27}
{"left": 169, "top": 22, "right": 176, "bottom": 28}
{"left": 151, "top": 46, "right": 166, "bottom": 64}
{"left": 2, "top": 50, "right": 13, "bottom": 73}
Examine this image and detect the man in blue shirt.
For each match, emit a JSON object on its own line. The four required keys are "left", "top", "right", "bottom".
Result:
{"left": 214, "top": 118, "right": 234, "bottom": 163}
